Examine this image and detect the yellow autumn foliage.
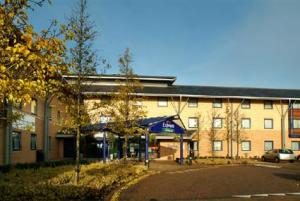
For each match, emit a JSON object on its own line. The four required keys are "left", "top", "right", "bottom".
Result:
{"left": 0, "top": 162, "right": 146, "bottom": 201}
{"left": 0, "top": 0, "right": 68, "bottom": 104}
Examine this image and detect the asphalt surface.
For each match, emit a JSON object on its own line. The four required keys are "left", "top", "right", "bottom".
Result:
{"left": 120, "top": 162, "right": 300, "bottom": 201}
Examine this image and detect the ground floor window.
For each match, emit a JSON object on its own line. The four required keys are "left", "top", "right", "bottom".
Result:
{"left": 264, "top": 141, "right": 273, "bottom": 151}
{"left": 213, "top": 140, "right": 222, "bottom": 151}
{"left": 31, "top": 134, "right": 37, "bottom": 150}
{"left": 12, "top": 131, "right": 21, "bottom": 151}
{"left": 192, "top": 141, "right": 198, "bottom": 151}
{"left": 241, "top": 141, "right": 251, "bottom": 151}
{"left": 291, "top": 141, "right": 300, "bottom": 151}
{"left": 293, "top": 119, "right": 300, "bottom": 129}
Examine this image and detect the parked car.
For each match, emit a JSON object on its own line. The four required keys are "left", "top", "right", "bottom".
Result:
{"left": 261, "top": 149, "right": 296, "bottom": 163}
{"left": 297, "top": 155, "right": 300, "bottom": 161}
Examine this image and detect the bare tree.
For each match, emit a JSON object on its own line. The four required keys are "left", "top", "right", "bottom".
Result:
{"left": 232, "top": 109, "right": 247, "bottom": 158}
{"left": 206, "top": 109, "right": 222, "bottom": 159}
{"left": 223, "top": 101, "right": 232, "bottom": 158}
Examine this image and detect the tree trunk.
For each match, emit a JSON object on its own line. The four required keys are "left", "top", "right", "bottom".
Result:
{"left": 123, "top": 135, "right": 128, "bottom": 161}
{"left": 236, "top": 141, "right": 239, "bottom": 159}
{"left": 75, "top": 93, "right": 81, "bottom": 185}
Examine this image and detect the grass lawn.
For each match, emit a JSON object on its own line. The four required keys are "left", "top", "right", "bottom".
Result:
{"left": 0, "top": 161, "right": 146, "bottom": 201}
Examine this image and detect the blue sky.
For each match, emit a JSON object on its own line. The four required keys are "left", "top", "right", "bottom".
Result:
{"left": 29, "top": 0, "right": 300, "bottom": 89}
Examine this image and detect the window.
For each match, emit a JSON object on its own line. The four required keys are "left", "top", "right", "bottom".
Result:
{"left": 241, "top": 141, "right": 251, "bottom": 151}
{"left": 213, "top": 141, "right": 222, "bottom": 151}
{"left": 293, "top": 119, "right": 300, "bottom": 129}
{"left": 192, "top": 141, "right": 198, "bottom": 151}
{"left": 133, "top": 101, "right": 143, "bottom": 107}
{"left": 188, "top": 98, "right": 198, "bottom": 108}
{"left": 264, "top": 141, "right": 273, "bottom": 151}
{"left": 31, "top": 99, "right": 37, "bottom": 114}
{"left": 158, "top": 97, "right": 168, "bottom": 107}
{"left": 241, "top": 100, "right": 251, "bottom": 109}
{"left": 293, "top": 101, "right": 300, "bottom": 109}
{"left": 291, "top": 141, "right": 300, "bottom": 151}
{"left": 213, "top": 118, "right": 222, "bottom": 128}
{"left": 57, "top": 110, "right": 61, "bottom": 125}
{"left": 100, "top": 116, "right": 111, "bottom": 123}
{"left": 264, "top": 119, "right": 273, "bottom": 129}
{"left": 212, "top": 99, "right": 222, "bottom": 108}
{"left": 48, "top": 136, "right": 51, "bottom": 151}
{"left": 31, "top": 134, "right": 37, "bottom": 150}
{"left": 264, "top": 100, "right": 273, "bottom": 109}
{"left": 241, "top": 118, "right": 251, "bottom": 129}
{"left": 12, "top": 131, "right": 21, "bottom": 151}
{"left": 188, "top": 117, "right": 198, "bottom": 128}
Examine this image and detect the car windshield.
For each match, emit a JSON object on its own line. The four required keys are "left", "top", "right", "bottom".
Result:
{"left": 279, "top": 149, "right": 293, "bottom": 154}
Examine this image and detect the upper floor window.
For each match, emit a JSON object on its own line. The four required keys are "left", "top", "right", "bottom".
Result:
{"left": 241, "top": 100, "right": 251, "bottom": 109}
{"left": 57, "top": 110, "right": 62, "bottom": 125}
{"left": 12, "top": 131, "right": 21, "bottom": 151}
{"left": 212, "top": 99, "right": 222, "bottom": 108}
{"left": 293, "top": 119, "right": 300, "bottom": 129}
{"left": 264, "top": 100, "right": 273, "bottom": 109}
{"left": 100, "top": 116, "right": 111, "bottom": 123}
{"left": 31, "top": 134, "right": 37, "bottom": 150}
{"left": 31, "top": 99, "right": 37, "bottom": 115}
{"left": 264, "top": 119, "right": 273, "bottom": 129}
{"left": 188, "top": 117, "right": 198, "bottom": 128}
{"left": 293, "top": 101, "right": 300, "bottom": 109}
{"left": 158, "top": 97, "right": 168, "bottom": 107}
{"left": 213, "top": 118, "right": 222, "bottom": 128}
{"left": 188, "top": 98, "right": 198, "bottom": 108}
{"left": 241, "top": 118, "right": 251, "bottom": 129}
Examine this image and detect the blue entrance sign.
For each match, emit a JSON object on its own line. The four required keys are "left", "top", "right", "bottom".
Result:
{"left": 149, "top": 120, "right": 185, "bottom": 134}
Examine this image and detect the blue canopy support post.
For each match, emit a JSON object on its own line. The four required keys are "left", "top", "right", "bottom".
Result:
{"left": 103, "top": 132, "right": 106, "bottom": 164}
{"left": 117, "top": 135, "right": 121, "bottom": 159}
{"left": 180, "top": 133, "right": 184, "bottom": 165}
{"left": 145, "top": 131, "right": 149, "bottom": 168}
{"left": 138, "top": 135, "right": 142, "bottom": 162}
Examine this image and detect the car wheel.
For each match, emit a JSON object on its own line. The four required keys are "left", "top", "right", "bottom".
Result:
{"left": 289, "top": 160, "right": 294, "bottom": 163}
{"left": 261, "top": 156, "right": 265, "bottom": 162}
{"left": 274, "top": 157, "right": 280, "bottom": 163}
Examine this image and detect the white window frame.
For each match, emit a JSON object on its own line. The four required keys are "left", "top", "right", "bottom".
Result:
{"left": 264, "top": 141, "right": 273, "bottom": 151}
{"left": 241, "top": 141, "right": 251, "bottom": 151}
{"left": 293, "top": 119, "right": 300, "bottom": 129}
{"left": 31, "top": 99, "right": 37, "bottom": 115}
{"left": 241, "top": 118, "right": 251, "bottom": 129}
{"left": 293, "top": 101, "right": 300, "bottom": 109}
{"left": 241, "top": 100, "right": 251, "bottom": 109}
{"left": 212, "top": 99, "right": 222, "bottom": 108}
{"left": 264, "top": 118, "right": 273, "bottom": 129}
{"left": 188, "top": 117, "right": 198, "bottom": 128}
{"left": 291, "top": 141, "right": 300, "bottom": 151}
{"left": 264, "top": 100, "right": 273, "bottom": 109}
{"left": 213, "top": 118, "right": 222, "bottom": 128}
{"left": 213, "top": 141, "right": 222, "bottom": 151}
{"left": 158, "top": 97, "right": 168, "bottom": 107}
{"left": 188, "top": 98, "right": 198, "bottom": 108}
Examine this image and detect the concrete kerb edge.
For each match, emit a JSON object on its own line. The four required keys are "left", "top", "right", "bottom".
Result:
{"left": 109, "top": 170, "right": 159, "bottom": 201}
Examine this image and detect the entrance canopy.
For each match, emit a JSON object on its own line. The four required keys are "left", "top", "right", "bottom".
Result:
{"left": 82, "top": 115, "right": 186, "bottom": 135}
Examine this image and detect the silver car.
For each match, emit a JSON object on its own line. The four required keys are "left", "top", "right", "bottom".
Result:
{"left": 262, "top": 149, "right": 296, "bottom": 163}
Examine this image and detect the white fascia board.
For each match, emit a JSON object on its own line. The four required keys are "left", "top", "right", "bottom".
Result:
{"left": 63, "top": 75, "right": 175, "bottom": 82}
{"left": 82, "top": 92, "right": 300, "bottom": 101}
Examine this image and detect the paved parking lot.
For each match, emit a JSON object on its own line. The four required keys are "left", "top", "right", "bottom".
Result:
{"left": 120, "top": 161, "right": 300, "bottom": 201}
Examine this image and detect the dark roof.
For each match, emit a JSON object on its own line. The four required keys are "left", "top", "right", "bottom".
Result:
{"left": 82, "top": 84, "right": 300, "bottom": 100}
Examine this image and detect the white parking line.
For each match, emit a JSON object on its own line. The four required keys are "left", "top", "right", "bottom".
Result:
{"left": 232, "top": 192, "right": 300, "bottom": 198}
{"left": 254, "top": 164, "right": 281, "bottom": 169}
{"left": 252, "top": 194, "right": 268, "bottom": 197}
{"left": 269, "top": 193, "right": 286, "bottom": 196}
